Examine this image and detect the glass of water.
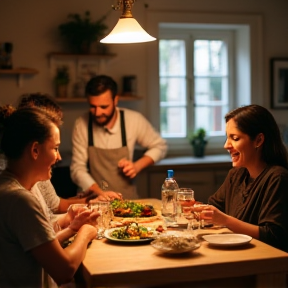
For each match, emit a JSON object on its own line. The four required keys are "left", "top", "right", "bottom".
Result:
{"left": 90, "top": 201, "right": 112, "bottom": 239}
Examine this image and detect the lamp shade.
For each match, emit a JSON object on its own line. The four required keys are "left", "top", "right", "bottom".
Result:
{"left": 100, "top": 18, "right": 156, "bottom": 44}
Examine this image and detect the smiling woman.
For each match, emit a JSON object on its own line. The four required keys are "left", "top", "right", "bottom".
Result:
{"left": 0, "top": 106, "right": 97, "bottom": 287}
{"left": 208, "top": 104, "right": 288, "bottom": 252}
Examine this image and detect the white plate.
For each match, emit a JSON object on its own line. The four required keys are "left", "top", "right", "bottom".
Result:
{"left": 202, "top": 234, "right": 252, "bottom": 247}
{"left": 104, "top": 227, "right": 156, "bottom": 243}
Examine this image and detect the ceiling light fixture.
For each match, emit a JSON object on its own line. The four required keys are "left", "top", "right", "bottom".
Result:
{"left": 100, "top": 0, "right": 156, "bottom": 44}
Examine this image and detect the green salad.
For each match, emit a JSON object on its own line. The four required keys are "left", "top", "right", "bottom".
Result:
{"left": 111, "top": 199, "right": 157, "bottom": 218}
{"left": 110, "top": 222, "right": 155, "bottom": 240}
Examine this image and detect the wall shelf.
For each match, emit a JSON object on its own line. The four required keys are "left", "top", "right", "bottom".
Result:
{"left": 55, "top": 95, "right": 143, "bottom": 103}
{"left": 0, "top": 67, "right": 39, "bottom": 86}
{"left": 48, "top": 52, "right": 118, "bottom": 97}
{"left": 0, "top": 67, "right": 38, "bottom": 75}
{"left": 48, "top": 52, "right": 117, "bottom": 66}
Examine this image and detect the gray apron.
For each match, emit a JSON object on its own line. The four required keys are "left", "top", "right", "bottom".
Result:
{"left": 87, "top": 110, "right": 138, "bottom": 199}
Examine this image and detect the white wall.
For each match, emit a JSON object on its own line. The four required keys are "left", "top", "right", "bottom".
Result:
{"left": 0, "top": 0, "right": 288, "bottom": 153}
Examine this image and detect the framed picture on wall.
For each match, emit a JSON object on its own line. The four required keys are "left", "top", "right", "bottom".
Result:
{"left": 271, "top": 58, "right": 288, "bottom": 109}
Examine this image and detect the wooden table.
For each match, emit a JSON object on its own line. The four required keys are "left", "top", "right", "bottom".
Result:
{"left": 79, "top": 199, "right": 288, "bottom": 288}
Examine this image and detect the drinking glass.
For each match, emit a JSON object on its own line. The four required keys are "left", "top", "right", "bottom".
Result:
{"left": 90, "top": 201, "right": 112, "bottom": 239}
{"left": 177, "top": 188, "right": 196, "bottom": 231}
{"left": 193, "top": 203, "right": 213, "bottom": 228}
{"left": 182, "top": 206, "right": 197, "bottom": 232}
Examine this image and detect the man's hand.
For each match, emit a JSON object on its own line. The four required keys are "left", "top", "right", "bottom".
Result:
{"left": 89, "top": 191, "right": 122, "bottom": 203}
{"left": 81, "top": 183, "right": 123, "bottom": 203}
{"left": 118, "top": 158, "right": 137, "bottom": 178}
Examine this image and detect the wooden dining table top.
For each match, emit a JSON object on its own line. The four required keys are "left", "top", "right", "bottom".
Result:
{"left": 79, "top": 198, "right": 288, "bottom": 288}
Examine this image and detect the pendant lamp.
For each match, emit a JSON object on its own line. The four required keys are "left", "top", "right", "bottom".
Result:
{"left": 100, "top": 0, "right": 156, "bottom": 44}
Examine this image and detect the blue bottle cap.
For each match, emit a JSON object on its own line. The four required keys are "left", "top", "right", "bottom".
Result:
{"left": 167, "top": 170, "right": 174, "bottom": 178}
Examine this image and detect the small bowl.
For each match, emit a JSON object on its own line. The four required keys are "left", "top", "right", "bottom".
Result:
{"left": 151, "top": 233, "right": 201, "bottom": 254}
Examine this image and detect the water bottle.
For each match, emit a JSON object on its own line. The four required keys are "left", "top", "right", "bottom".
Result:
{"left": 161, "top": 169, "right": 179, "bottom": 226}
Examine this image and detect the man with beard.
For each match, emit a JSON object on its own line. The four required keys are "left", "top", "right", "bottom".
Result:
{"left": 70, "top": 75, "right": 167, "bottom": 200}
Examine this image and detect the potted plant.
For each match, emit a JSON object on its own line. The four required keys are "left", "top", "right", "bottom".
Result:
{"left": 58, "top": 11, "right": 108, "bottom": 54}
{"left": 188, "top": 128, "right": 208, "bottom": 157}
{"left": 54, "top": 65, "right": 70, "bottom": 98}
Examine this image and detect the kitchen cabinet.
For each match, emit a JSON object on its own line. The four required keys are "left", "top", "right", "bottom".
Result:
{"left": 0, "top": 67, "right": 38, "bottom": 87}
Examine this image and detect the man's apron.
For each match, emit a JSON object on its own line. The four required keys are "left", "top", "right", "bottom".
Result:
{"left": 87, "top": 110, "right": 138, "bottom": 199}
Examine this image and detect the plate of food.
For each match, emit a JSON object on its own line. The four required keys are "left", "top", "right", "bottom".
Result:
{"left": 104, "top": 222, "right": 159, "bottom": 243}
{"left": 202, "top": 234, "right": 252, "bottom": 247}
{"left": 110, "top": 199, "right": 160, "bottom": 223}
{"left": 151, "top": 232, "right": 201, "bottom": 254}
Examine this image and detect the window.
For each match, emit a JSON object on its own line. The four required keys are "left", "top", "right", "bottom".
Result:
{"left": 146, "top": 11, "right": 263, "bottom": 156}
{"left": 159, "top": 28, "right": 233, "bottom": 139}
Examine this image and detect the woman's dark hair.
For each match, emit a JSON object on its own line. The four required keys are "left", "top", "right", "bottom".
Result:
{"left": 0, "top": 106, "right": 62, "bottom": 159}
{"left": 225, "top": 104, "right": 288, "bottom": 168}
{"left": 17, "top": 93, "right": 63, "bottom": 122}
{"left": 85, "top": 75, "right": 117, "bottom": 99}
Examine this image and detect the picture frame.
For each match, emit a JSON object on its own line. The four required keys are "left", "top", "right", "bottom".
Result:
{"left": 270, "top": 58, "right": 288, "bottom": 109}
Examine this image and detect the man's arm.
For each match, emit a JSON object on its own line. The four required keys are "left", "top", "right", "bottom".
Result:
{"left": 31, "top": 224, "right": 97, "bottom": 285}
{"left": 131, "top": 111, "right": 167, "bottom": 164}
{"left": 117, "top": 111, "right": 167, "bottom": 179}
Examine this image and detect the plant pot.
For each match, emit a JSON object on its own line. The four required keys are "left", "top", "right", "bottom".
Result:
{"left": 192, "top": 144, "right": 206, "bottom": 157}
{"left": 79, "top": 41, "right": 91, "bottom": 54}
{"left": 192, "top": 139, "right": 207, "bottom": 157}
{"left": 56, "top": 84, "right": 68, "bottom": 98}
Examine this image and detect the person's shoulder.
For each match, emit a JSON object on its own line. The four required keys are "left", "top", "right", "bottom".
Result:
{"left": 37, "top": 180, "right": 55, "bottom": 192}
{"left": 73, "top": 112, "right": 89, "bottom": 127}
{"left": 0, "top": 182, "right": 33, "bottom": 204}
{"left": 75, "top": 112, "right": 89, "bottom": 122}
{"left": 120, "top": 108, "right": 150, "bottom": 126}
{"left": 0, "top": 174, "right": 24, "bottom": 195}
{"left": 120, "top": 107, "right": 143, "bottom": 117}
{"left": 267, "top": 165, "right": 288, "bottom": 178}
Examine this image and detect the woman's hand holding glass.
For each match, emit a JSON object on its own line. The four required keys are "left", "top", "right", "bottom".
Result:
{"left": 67, "top": 204, "right": 90, "bottom": 221}
{"left": 193, "top": 204, "right": 214, "bottom": 228}
{"left": 67, "top": 204, "right": 100, "bottom": 232}
{"left": 202, "top": 205, "right": 228, "bottom": 228}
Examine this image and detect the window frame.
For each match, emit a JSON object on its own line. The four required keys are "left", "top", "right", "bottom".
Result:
{"left": 146, "top": 11, "right": 263, "bottom": 156}
{"left": 159, "top": 28, "right": 235, "bottom": 141}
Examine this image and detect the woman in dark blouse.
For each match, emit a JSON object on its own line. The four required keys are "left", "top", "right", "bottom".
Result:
{"left": 208, "top": 104, "right": 288, "bottom": 252}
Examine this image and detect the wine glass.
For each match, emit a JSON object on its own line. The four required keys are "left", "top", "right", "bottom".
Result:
{"left": 177, "top": 188, "right": 196, "bottom": 232}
